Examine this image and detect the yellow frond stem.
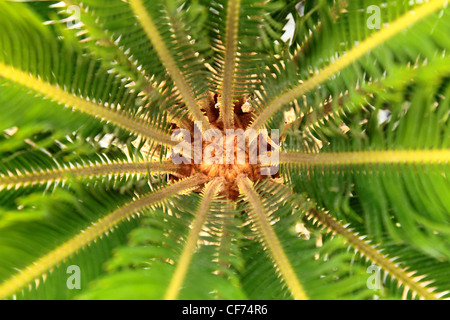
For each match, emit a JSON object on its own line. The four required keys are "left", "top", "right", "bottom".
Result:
{"left": 0, "top": 160, "right": 180, "bottom": 189}
{"left": 279, "top": 149, "right": 450, "bottom": 166}
{"left": 220, "top": 0, "right": 242, "bottom": 129}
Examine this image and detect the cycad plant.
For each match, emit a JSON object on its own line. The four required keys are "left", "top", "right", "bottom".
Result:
{"left": 0, "top": 0, "right": 449, "bottom": 300}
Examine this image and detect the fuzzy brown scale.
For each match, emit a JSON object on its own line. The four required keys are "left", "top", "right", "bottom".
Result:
{"left": 196, "top": 138, "right": 265, "bottom": 200}
{"left": 171, "top": 93, "right": 272, "bottom": 200}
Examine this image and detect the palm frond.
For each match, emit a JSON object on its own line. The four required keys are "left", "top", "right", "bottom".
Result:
{"left": 250, "top": 0, "right": 448, "bottom": 130}
{"left": 0, "top": 62, "right": 175, "bottom": 147}
{"left": 237, "top": 175, "right": 309, "bottom": 300}
{"left": 306, "top": 206, "right": 441, "bottom": 300}
{"left": 80, "top": 186, "right": 246, "bottom": 300}
{"left": 129, "top": 0, "right": 211, "bottom": 129}
{"left": 280, "top": 149, "right": 450, "bottom": 166}
{"left": 239, "top": 179, "right": 377, "bottom": 299}
{"left": 0, "top": 174, "right": 207, "bottom": 299}
{"left": 164, "top": 177, "right": 224, "bottom": 299}
{"left": 282, "top": 47, "right": 450, "bottom": 144}
{"left": 0, "top": 160, "right": 180, "bottom": 190}
{"left": 218, "top": 0, "right": 241, "bottom": 128}
{"left": 0, "top": 1, "right": 176, "bottom": 148}
{"left": 281, "top": 44, "right": 450, "bottom": 259}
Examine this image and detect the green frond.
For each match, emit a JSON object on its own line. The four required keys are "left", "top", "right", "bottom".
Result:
{"left": 237, "top": 175, "right": 308, "bottom": 300}
{"left": 0, "top": 62, "right": 175, "bottom": 147}
{"left": 0, "top": 129, "right": 138, "bottom": 211}
{"left": 282, "top": 47, "right": 450, "bottom": 259}
{"left": 209, "top": 0, "right": 285, "bottom": 112}
{"left": 80, "top": 187, "right": 246, "bottom": 300}
{"left": 0, "top": 160, "right": 180, "bottom": 190}
{"left": 129, "top": 0, "right": 211, "bottom": 129}
{"left": 56, "top": 1, "right": 187, "bottom": 125}
{"left": 250, "top": 0, "right": 448, "bottom": 130}
{"left": 60, "top": 0, "right": 149, "bottom": 87}
{"left": 164, "top": 177, "right": 224, "bottom": 299}
{"left": 307, "top": 207, "right": 440, "bottom": 300}
{"left": 0, "top": 1, "right": 138, "bottom": 110}
{"left": 294, "top": 1, "right": 343, "bottom": 56}
{"left": 0, "top": 174, "right": 207, "bottom": 299}
{"left": 262, "top": 180, "right": 450, "bottom": 299}
{"left": 211, "top": 0, "right": 286, "bottom": 127}
{"left": 282, "top": 50, "right": 450, "bottom": 143}
{"left": 219, "top": 0, "right": 241, "bottom": 128}
{"left": 0, "top": 181, "right": 142, "bottom": 299}
{"left": 45, "top": 0, "right": 192, "bottom": 126}
{"left": 239, "top": 179, "right": 377, "bottom": 299}
{"left": 286, "top": 160, "right": 450, "bottom": 258}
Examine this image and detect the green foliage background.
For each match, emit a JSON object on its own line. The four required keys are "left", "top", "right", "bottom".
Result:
{"left": 0, "top": 0, "right": 449, "bottom": 300}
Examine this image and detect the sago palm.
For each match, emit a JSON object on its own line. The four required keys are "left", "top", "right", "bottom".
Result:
{"left": 0, "top": 0, "right": 449, "bottom": 300}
